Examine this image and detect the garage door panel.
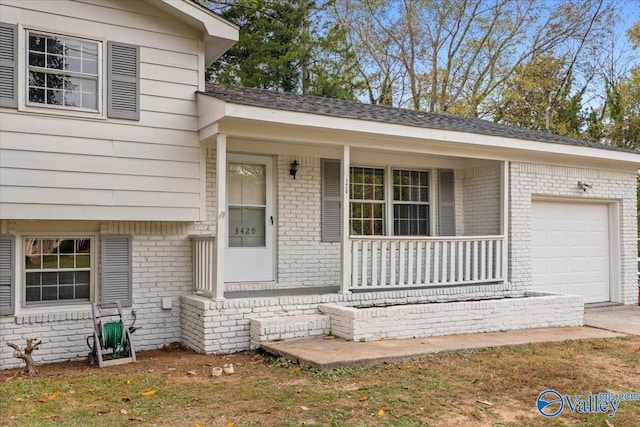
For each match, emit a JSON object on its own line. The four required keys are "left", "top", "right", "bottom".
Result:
{"left": 532, "top": 201, "right": 610, "bottom": 304}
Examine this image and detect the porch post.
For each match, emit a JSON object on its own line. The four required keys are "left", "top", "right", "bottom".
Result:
{"left": 340, "top": 145, "right": 351, "bottom": 294}
{"left": 214, "top": 133, "right": 227, "bottom": 301}
{"left": 501, "top": 160, "right": 509, "bottom": 283}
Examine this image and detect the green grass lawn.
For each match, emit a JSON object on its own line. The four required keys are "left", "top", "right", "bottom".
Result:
{"left": 1, "top": 337, "right": 639, "bottom": 426}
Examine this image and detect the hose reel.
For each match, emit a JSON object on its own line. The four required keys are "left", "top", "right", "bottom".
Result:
{"left": 87, "top": 302, "right": 137, "bottom": 368}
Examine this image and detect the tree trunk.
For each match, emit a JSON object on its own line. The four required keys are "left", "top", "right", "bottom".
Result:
{"left": 7, "top": 338, "right": 42, "bottom": 376}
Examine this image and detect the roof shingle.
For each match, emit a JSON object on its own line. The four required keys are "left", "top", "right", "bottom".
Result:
{"left": 202, "top": 84, "right": 635, "bottom": 153}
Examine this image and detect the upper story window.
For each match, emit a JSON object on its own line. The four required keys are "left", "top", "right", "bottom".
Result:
{"left": 1, "top": 23, "right": 139, "bottom": 118}
{"left": 27, "top": 32, "right": 100, "bottom": 111}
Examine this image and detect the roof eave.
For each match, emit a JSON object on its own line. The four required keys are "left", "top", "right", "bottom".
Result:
{"left": 149, "top": 0, "right": 238, "bottom": 64}
{"left": 199, "top": 94, "right": 640, "bottom": 169}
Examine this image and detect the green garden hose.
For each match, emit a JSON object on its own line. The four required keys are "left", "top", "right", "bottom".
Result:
{"left": 101, "top": 321, "right": 126, "bottom": 359}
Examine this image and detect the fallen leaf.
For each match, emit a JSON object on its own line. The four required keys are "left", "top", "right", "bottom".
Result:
{"left": 293, "top": 367, "right": 301, "bottom": 372}
{"left": 300, "top": 405, "right": 309, "bottom": 411}
{"left": 147, "top": 369, "right": 155, "bottom": 373}
{"left": 187, "top": 370, "right": 198, "bottom": 376}
{"left": 226, "top": 422, "right": 235, "bottom": 427}
{"left": 42, "top": 414, "right": 59, "bottom": 419}
{"left": 421, "top": 340, "right": 430, "bottom": 345}
{"left": 196, "top": 424, "right": 203, "bottom": 427}
{"left": 359, "top": 396, "right": 368, "bottom": 402}
{"left": 477, "top": 399, "right": 493, "bottom": 407}
{"left": 14, "top": 397, "right": 23, "bottom": 402}
{"left": 377, "top": 409, "right": 385, "bottom": 416}
{"left": 88, "top": 403, "right": 97, "bottom": 408}
{"left": 38, "top": 397, "right": 48, "bottom": 403}
{"left": 120, "top": 409, "right": 128, "bottom": 415}
{"left": 140, "top": 389, "right": 157, "bottom": 396}
{"left": 343, "top": 383, "right": 360, "bottom": 391}
{"left": 47, "top": 391, "right": 60, "bottom": 401}
{"left": 126, "top": 379, "right": 131, "bottom": 385}
{"left": 128, "top": 415, "right": 144, "bottom": 421}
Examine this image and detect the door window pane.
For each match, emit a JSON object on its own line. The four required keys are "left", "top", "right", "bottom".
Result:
{"left": 229, "top": 207, "right": 266, "bottom": 247}
{"left": 228, "top": 163, "right": 266, "bottom": 206}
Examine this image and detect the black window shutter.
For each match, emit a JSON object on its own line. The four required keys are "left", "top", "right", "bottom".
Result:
{"left": 107, "top": 41, "right": 139, "bottom": 120}
{"left": 438, "top": 170, "right": 456, "bottom": 236}
{"left": 0, "top": 23, "right": 18, "bottom": 108}
{"left": 0, "top": 235, "right": 15, "bottom": 315}
{"left": 102, "top": 235, "right": 132, "bottom": 307}
{"left": 321, "top": 159, "right": 341, "bottom": 242}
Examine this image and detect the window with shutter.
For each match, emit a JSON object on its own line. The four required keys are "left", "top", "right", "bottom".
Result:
{"left": 24, "top": 237, "right": 92, "bottom": 305}
{"left": 26, "top": 31, "right": 100, "bottom": 111}
{"left": 321, "top": 159, "right": 341, "bottom": 242}
{"left": 0, "top": 235, "right": 15, "bottom": 315}
{"left": 101, "top": 235, "right": 132, "bottom": 307}
{"left": 438, "top": 170, "right": 456, "bottom": 236}
{"left": 107, "top": 42, "right": 139, "bottom": 120}
{"left": 0, "top": 23, "right": 18, "bottom": 108}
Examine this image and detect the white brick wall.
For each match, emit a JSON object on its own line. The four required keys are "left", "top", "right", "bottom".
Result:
{"left": 1, "top": 221, "right": 193, "bottom": 369}
{"left": 458, "top": 164, "right": 501, "bottom": 235}
{"left": 180, "top": 282, "right": 518, "bottom": 354}
{"left": 276, "top": 155, "right": 341, "bottom": 288}
{"left": 249, "top": 314, "right": 331, "bottom": 348}
{"left": 509, "top": 162, "right": 638, "bottom": 304}
{"left": 319, "top": 292, "right": 583, "bottom": 342}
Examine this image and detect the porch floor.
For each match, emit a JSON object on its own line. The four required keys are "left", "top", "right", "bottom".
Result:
{"left": 260, "top": 326, "right": 621, "bottom": 370}
{"left": 225, "top": 286, "right": 339, "bottom": 299}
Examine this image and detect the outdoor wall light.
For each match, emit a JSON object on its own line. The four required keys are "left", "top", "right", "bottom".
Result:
{"left": 290, "top": 160, "right": 299, "bottom": 179}
{"left": 578, "top": 181, "right": 593, "bottom": 192}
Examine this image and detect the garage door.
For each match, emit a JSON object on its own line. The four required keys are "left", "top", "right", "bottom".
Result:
{"left": 531, "top": 201, "right": 610, "bottom": 303}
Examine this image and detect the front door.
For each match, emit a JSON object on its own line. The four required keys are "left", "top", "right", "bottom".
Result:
{"left": 225, "top": 154, "right": 274, "bottom": 282}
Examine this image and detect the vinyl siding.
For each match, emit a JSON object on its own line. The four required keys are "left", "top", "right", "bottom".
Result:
{"left": 0, "top": 0, "right": 206, "bottom": 221}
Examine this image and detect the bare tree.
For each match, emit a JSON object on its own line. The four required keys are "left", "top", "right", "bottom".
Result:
{"left": 7, "top": 338, "right": 42, "bottom": 376}
{"left": 331, "top": 0, "right": 616, "bottom": 117}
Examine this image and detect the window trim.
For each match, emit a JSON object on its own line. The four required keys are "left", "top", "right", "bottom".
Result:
{"left": 349, "top": 165, "right": 433, "bottom": 237}
{"left": 349, "top": 166, "right": 386, "bottom": 236}
{"left": 21, "top": 235, "right": 95, "bottom": 307}
{"left": 391, "top": 168, "right": 431, "bottom": 236}
{"left": 20, "top": 26, "right": 105, "bottom": 118}
{"left": 23, "top": 28, "right": 104, "bottom": 115}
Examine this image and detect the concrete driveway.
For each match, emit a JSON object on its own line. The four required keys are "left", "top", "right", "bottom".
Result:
{"left": 584, "top": 305, "right": 640, "bottom": 335}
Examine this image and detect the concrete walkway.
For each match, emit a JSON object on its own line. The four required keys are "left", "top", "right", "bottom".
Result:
{"left": 261, "top": 326, "right": 622, "bottom": 370}
{"left": 584, "top": 304, "right": 640, "bottom": 335}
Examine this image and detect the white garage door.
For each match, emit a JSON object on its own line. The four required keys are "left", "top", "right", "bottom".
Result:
{"left": 531, "top": 201, "right": 610, "bottom": 303}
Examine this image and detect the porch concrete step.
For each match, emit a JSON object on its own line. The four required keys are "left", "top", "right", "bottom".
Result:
{"left": 250, "top": 314, "right": 331, "bottom": 349}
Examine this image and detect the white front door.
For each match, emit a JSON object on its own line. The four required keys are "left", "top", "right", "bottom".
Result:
{"left": 531, "top": 200, "right": 611, "bottom": 303}
{"left": 225, "top": 154, "right": 274, "bottom": 282}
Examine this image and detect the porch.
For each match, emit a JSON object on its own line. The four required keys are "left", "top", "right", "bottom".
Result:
{"left": 192, "top": 234, "right": 507, "bottom": 299}
{"left": 191, "top": 136, "right": 509, "bottom": 300}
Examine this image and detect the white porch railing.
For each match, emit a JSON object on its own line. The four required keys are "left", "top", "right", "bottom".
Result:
{"left": 191, "top": 236, "right": 217, "bottom": 297}
{"left": 349, "top": 236, "right": 505, "bottom": 290}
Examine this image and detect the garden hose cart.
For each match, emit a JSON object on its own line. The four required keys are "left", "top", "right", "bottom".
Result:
{"left": 87, "top": 302, "right": 137, "bottom": 368}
